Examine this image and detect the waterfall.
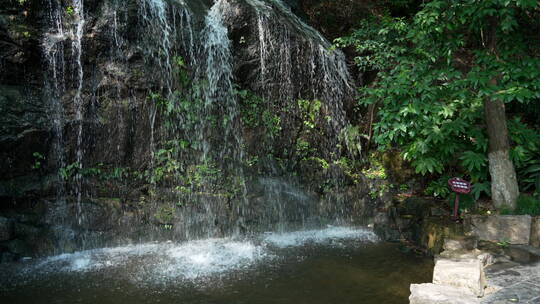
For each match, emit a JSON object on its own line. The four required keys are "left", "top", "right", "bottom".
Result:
{"left": 194, "top": 0, "right": 248, "bottom": 236}
{"left": 43, "top": 0, "right": 67, "bottom": 192}
{"left": 42, "top": 0, "right": 72, "bottom": 254}
{"left": 139, "top": 0, "right": 173, "bottom": 178}
{"left": 249, "top": 0, "right": 353, "bottom": 132}
{"left": 195, "top": 0, "right": 244, "bottom": 168}
{"left": 7, "top": 0, "right": 365, "bottom": 258}
{"left": 174, "top": 4, "right": 196, "bottom": 66}
{"left": 140, "top": 0, "right": 174, "bottom": 95}
{"left": 71, "top": 0, "right": 86, "bottom": 226}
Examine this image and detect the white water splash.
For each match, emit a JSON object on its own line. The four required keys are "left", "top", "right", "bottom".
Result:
{"left": 22, "top": 227, "right": 377, "bottom": 282}
{"left": 263, "top": 226, "right": 378, "bottom": 248}
{"left": 154, "top": 239, "right": 268, "bottom": 280}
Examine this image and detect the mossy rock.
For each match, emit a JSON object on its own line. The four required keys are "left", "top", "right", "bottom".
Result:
{"left": 397, "top": 197, "right": 436, "bottom": 218}
{"left": 381, "top": 150, "right": 415, "bottom": 183}
{"left": 418, "top": 217, "right": 465, "bottom": 255}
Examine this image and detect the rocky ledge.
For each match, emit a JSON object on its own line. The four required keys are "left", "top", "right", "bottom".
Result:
{"left": 410, "top": 223, "right": 540, "bottom": 304}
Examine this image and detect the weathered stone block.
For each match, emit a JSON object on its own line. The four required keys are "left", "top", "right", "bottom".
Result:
{"left": 409, "top": 283, "right": 479, "bottom": 304}
{"left": 443, "top": 236, "right": 477, "bottom": 251}
{"left": 418, "top": 218, "right": 465, "bottom": 255}
{"left": 432, "top": 258, "right": 486, "bottom": 297}
{"left": 531, "top": 216, "right": 540, "bottom": 247}
{"left": 0, "top": 217, "right": 14, "bottom": 241}
{"left": 465, "top": 215, "right": 531, "bottom": 245}
{"left": 437, "top": 249, "right": 494, "bottom": 268}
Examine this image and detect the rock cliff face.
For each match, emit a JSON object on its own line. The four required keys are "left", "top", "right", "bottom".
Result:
{"left": 0, "top": 0, "right": 377, "bottom": 261}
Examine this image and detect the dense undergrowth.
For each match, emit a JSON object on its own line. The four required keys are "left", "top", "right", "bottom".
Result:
{"left": 334, "top": 0, "right": 540, "bottom": 209}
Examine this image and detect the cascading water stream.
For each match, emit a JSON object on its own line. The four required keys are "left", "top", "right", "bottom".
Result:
{"left": 71, "top": 0, "right": 86, "bottom": 226}
{"left": 197, "top": 0, "right": 248, "bottom": 235}
{"left": 173, "top": 3, "right": 197, "bottom": 66}
{"left": 139, "top": 0, "right": 175, "bottom": 178}
{"left": 42, "top": 0, "right": 74, "bottom": 254}
{"left": 140, "top": 0, "right": 174, "bottom": 95}
{"left": 24, "top": 0, "right": 362, "bottom": 256}
{"left": 198, "top": 0, "right": 238, "bottom": 156}
{"left": 43, "top": 0, "right": 66, "bottom": 193}
{"left": 249, "top": 0, "right": 352, "bottom": 131}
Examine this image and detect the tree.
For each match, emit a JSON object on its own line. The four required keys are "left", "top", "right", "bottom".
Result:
{"left": 336, "top": 0, "right": 540, "bottom": 209}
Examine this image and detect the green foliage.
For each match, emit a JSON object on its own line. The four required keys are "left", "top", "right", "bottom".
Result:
{"left": 362, "top": 153, "right": 387, "bottom": 180}
{"left": 339, "top": 125, "right": 365, "bottom": 158}
{"left": 509, "top": 118, "right": 540, "bottom": 195}
{"left": 65, "top": 6, "right": 74, "bottom": 15}
{"left": 59, "top": 162, "right": 81, "bottom": 180}
{"left": 336, "top": 0, "right": 540, "bottom": 198}
{"left": 150, "top": 143, "right": 183, "bottom": 184}
{"left": 154, "top": 206, "right": 175, "bottom": 224}
{"left": 31, "top": 152, "right": 45, "bottom": 170}
{"left": 173, "top": 55, "right": 189, "bottom": 87}
{"left": 59, "top": 162, "right": 130, "bottom": 182}
{"left": 496, "top": 239, "right": 510, "bottom": 248}
{"left": 237, "top": 89, "right": 281, "bottom": 138}
{"left": 370, "top": 183, "right": 392, "bottom": 199}
{"left": 425, "top": 176, "right": 451, "bottom": 198}
{"left": 502, "top": 194, "right": 540, "bottom": 215}
{"left": 297, "top": 99, "right": 322, "bottom": 129}
{"left": 399, "top": 184, "right": 410, "bottom": 192}
{"left": 471, "top": 181, "right": 491, "bottom": 200}
{"left": 447, "top": 193, "right": 476, "bottom": 213}
{"left": 183, "top": 162, "right": 223, "bottom": 190}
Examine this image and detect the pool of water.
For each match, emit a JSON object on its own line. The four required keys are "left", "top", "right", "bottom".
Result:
{"left": 0, "top": 227, "right": 433, "bottom": 304}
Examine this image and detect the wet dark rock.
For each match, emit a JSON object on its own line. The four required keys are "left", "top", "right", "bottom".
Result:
{"left": 0, "top": 251, "right": 17, "bottom": 263}
{"left": 6, "top": 239, "right": 31, "bottom": 256}
{"left": 0, "top": 216, "right": 14, "bottom": 241}
{"left": 13, "top": 222, "right": 41, "bottom": 239}
{"left": 0, "top": 0, "right": 369, "bottom": 259}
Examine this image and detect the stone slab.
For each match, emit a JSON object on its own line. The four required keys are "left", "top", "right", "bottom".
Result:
{"left": 466, "top": 215, "right": 532, "bottom": 245}
{"left": 437, "top": 249, "right": 494, "bottom": 268}
{"left": 444, "top": 236, "right": 478, "bottom": 251}
{"left": 531, "top": 217, "right": 540, "bottom": 247}
{"left": 481, "top": 281, "right": 540, "bottom": 303}
{"left": 433, "top": 258, "right": 486, "bottom": 297}
{"left": 410, "top": 283, "right": 480, "bottom": 304}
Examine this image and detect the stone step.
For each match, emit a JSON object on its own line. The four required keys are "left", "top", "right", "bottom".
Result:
{"left": 433, "top": 258, "right": 486, "bottom": 297}
{"left": 410, "top": 283, "right": 480, "bottom": 304}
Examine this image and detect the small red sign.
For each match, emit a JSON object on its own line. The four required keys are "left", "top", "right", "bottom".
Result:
{"left": 448, "top": 177, "right": 471, "bottom": 194}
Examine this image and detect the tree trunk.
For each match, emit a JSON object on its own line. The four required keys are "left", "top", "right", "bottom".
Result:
{"left": 484, "top": 97, "right": 519, "bottom": 210}
{"left": 484, "top": 18, "right": 519, "bottom": 210}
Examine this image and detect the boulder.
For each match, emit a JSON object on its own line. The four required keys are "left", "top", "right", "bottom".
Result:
{"left": 409, "top": 283, "right": 480, "bottom": 304}
{"left": 531, "top": 216, "right": 540, "bottom": 247}
{"left": 432, "top": 258, "right": 486, "bottom": 297}
{"left": 465, "top": 215, "right": 531, "bottom": 245}
{"left": 0, "top": 217, "right": 14, "bottom": 241}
